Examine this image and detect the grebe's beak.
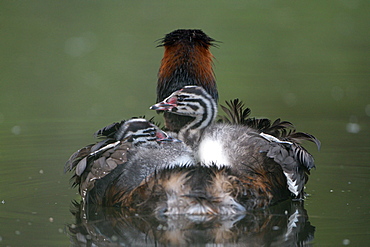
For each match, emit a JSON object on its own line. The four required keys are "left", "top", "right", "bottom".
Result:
{"left": 150, "top": 101, "right": 178, "bottom": 111}
{"left": 155, "top": 131, "right": 181, "bottom": 143}
{"left": 150, "top": 102, "right": 174, "bottom": 111}
{"left": 157, "top": 136, "right": 182, "bottom": 143}
{"left": 150, "top": 95, "right": 178, "bottom": 111}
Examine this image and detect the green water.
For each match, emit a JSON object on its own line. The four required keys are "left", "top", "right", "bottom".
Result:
{"left": 0, "top": 1, "right": 369, "bottom": 246}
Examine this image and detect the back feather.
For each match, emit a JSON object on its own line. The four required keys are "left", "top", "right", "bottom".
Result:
{"left": 219, "top": 99, "right": 320, "bottom": 150}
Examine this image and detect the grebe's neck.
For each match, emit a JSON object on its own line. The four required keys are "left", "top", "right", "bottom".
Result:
{"left": 178, "top": 92, "right": 217, "bottom": 148}
{"left": 157, "top": 29, "right": 218, "bottom": 103}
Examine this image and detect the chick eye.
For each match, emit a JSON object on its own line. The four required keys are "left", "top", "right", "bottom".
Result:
{"left": 177, "top": 95, "right": 185, "bottom": 101}
{"left": 150, "top": 130, "right": 156, "bottom": 136}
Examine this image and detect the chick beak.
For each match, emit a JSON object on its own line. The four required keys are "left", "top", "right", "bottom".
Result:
{"left": 150, "top": 101, "right": 176, "bottom": 111}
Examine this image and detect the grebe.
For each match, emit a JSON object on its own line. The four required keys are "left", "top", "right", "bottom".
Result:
{"left": 65, "top": 118, "right": 193, "bottom": 206}
{"left": 151, "top": 86, "right": 320, "bottom": 203}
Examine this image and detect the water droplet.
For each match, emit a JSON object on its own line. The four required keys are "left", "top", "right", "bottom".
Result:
{"left": 11, "top": 125, "right": 21, "bottom": 135}
{"left": 330, "top": 189, "right": 334, "bottom": 193}
{"left": 272, "top": 226, "right": 280, "bottom": 230}
{"left": 49, "top": 217, "right": 54, "bottom": 223}
{"left": 342, "top": 238, "right": 350, "bottom": 245}
{"left": 15, "top": 230, "right": 21, "bottom": 235}
{"left": 64, "top": 37, "right": 86, "bottom": 57}
{"left": 346, "top": 123, "right": 360, "bottom": 133}
{"left": 64, "top": 32, "right": 97, "bottom": 57}
{"left": 39, "top": 170, "right": 44, "bottom": 174}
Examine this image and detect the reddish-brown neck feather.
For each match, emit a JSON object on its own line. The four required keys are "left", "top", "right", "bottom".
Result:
{"left": 158, "top": 43, "right": 214, "bottom": 85}
{"left": 157, "top": 30, "right": 218, "bottom": 103}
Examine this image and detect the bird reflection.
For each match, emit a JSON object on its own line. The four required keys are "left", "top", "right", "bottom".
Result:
{"left": 66, "top": 200, "right": 314, "bottom": 246}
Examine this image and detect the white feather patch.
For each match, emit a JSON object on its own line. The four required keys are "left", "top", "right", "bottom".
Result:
{"left": 198, "top": 138, "right": 230, "bottom": 168}
{"left": 260, "top": 132, "right": 293, "bottom": 145}
{"left": 89, "top": 141, "right": 121, "bottom": 156}
{"left": 283, "top": 171, "right": 299, "bottom": 196}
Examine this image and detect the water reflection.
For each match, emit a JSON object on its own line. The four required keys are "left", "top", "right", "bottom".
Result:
{"left": 67, "top": 200, "right": 314, "bottom": 246}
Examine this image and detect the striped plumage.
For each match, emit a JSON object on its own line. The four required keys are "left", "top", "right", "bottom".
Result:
{"left": 65, "top": 118, "right": 192, "bottom": 206}
{"left": 151, "top": 86, "right": 320, "bottom": 201}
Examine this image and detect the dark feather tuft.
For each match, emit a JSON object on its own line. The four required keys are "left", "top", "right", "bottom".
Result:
{"left": 218, "top": 99, "right": 251, "bottom": 124}
{"left": 157, "top": 29, "right": 217, "bottom": 48}
{"left": 94, "top": 121, "right": 126, "bottom": 139}
{"left": 219, "top": 98, "right": 320, "bottom": 149}
{"left": 286, "top": 132, "right": 321, "bottom": 150}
